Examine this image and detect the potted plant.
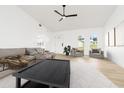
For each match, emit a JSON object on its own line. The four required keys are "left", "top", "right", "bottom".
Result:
{"left": 63, "top": 45, "right": 71, "bottom": 56}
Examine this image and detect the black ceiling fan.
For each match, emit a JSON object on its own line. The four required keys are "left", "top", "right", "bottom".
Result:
{"left": 54, "top": 5, "right": 77, "bottom": 22}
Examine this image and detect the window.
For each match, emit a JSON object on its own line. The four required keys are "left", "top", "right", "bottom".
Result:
{"left": 90, "top": 33, "right": 98, "bottom": 49}
{"left": 78, "top": 36, "right": 84, "bottom": 50}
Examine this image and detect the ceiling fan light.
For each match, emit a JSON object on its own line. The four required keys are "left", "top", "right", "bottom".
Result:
{"left": 63, "top": 16, "right": 66, "bottom": 19}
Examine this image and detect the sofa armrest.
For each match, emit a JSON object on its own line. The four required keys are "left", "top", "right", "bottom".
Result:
{"left": 89, "top": 51, "right": 92, "bottom": 54}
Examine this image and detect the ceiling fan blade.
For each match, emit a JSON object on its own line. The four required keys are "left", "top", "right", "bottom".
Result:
{"left": 59, "top": 18, "right": 63, "bottom": 22}
{"left": 54, "top": 10, "right": 63, "bottom": 16}
{"left": 65, "top": 14, "right": 77, "bottom": 17}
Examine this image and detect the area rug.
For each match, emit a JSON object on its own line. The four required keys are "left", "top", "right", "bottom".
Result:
{"left": 0, "top": 61, "right": 118, "bottom": 88}
{"left": 0, "top": 69, "right": 15, "bottom": 79}
{"left": 70, "top": 61, "right": 118, "bottom": 88}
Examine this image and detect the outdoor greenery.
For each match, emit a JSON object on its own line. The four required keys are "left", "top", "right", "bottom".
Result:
{"left": 78, "top": 34, "right": 98, "bottom": 50}
{"left": 78, "top": 36, "right": 84, "bottom": 50}
{"left": 90, "top": 36, "right": 98, "bottom": 49}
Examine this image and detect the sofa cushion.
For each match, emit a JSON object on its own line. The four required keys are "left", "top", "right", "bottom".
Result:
{"left": 0, "top": 48, "right": 25, "bottom": 58}
{"left": 34, "top": 54, "right": 46, "bottom": 59}
{"left": 5, "top": 55, "right": 21, "bottom": 60}
{"left": 35, "top": 48, "right": 44, "bottom": 54}
{"left": 20, "top": 55, "right": 35, "bottom": 61}
{"left": 19, "top": 59, "right": 29, "bottom": 64}
{"left": 92, "top": 49, "right": 100, "bottom": 53}
{"left": 0, "top": 58, "right": 8, "bottom": 63}
{"left": 4, "top": 59, "right": 20, "bottom": 63}
{"left": 26, "top": 48, "right": 37, "bottom": 55}
{"left": 0, "top": 55, "right": 29, "bottom": 64}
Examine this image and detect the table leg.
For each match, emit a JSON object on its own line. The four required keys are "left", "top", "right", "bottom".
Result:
{"left": 3, "top": 64, "right": 5, "bottom": 71}
{"left": 16, "top": 77, "right": 21, "bottom": 88}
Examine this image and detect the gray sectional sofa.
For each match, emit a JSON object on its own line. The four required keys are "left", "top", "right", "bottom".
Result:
{"left": 25, "top": 48, "right": 55, "bottom": 60}
{"left": 0, "top": 48, "right": 55, "bottom": 70}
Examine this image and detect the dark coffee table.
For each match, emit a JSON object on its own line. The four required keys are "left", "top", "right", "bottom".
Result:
{"left": 13, "top": 59, "right": 70, "bottom": 88}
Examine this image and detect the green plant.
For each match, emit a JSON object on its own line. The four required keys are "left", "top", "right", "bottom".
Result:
{"left": 63, "top": 46, "right": 70, "bottom": 56}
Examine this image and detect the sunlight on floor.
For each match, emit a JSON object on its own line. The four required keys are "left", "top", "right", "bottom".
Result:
{"left": 55, "top": 54, "right": 124, "bottom": 87}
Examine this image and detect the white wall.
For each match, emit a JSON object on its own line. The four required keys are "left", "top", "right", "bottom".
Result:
{"left": 0, "top": 5, "right": 51, "bottom": 49}
{"left": 105, "top": 6, "right": 124, "bottom": 67}
{"left": 51, "top": 27, "right": 105, "bottom": 55}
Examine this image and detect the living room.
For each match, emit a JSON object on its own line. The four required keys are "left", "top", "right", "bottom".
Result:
{"left": 0, "top": 0, "right": 124, "bottom": 92}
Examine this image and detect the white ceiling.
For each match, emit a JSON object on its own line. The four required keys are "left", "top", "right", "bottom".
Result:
{"left": 19, "top": 5, "right": 117, "bottom": 31}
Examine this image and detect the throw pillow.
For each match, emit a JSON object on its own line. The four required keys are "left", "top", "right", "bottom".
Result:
{"left": 26, "top": 48, "right": 37, "bottom": 55}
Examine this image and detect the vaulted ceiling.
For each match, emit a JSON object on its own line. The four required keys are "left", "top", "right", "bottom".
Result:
{"left": 19, "top": 5, "right": 117, "bottom": 31}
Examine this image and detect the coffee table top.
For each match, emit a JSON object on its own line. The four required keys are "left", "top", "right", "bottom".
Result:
{"left": 13, "top": 59, "right": 70, "bottom": 88}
